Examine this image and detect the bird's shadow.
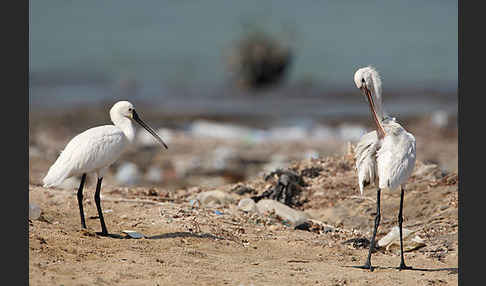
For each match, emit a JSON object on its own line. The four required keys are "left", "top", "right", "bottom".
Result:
{"left": 97, "top": 232, "right": 126, "bottom": 239}
{"left": 99, "top": 231, "right": 224, "bottom": 241}
{"left": 343, "top": 265, "right": 458, "bottom": 274}
{"left": 145, "top": 232, "right": 224, "bottom": 240}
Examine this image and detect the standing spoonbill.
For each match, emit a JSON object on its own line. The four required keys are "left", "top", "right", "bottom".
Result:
{"left": 42, "top": 101, "right": 168, "bottom": 236}
{"left": 352, "top": 66, "right": 416, "bottom": 270}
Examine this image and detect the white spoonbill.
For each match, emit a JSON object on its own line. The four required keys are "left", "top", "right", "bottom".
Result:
{"left": 352, "top": 66, "right": 416, "bottom": 271}
{"left": 42, "top": 101, "right": 168, "bottom": 236}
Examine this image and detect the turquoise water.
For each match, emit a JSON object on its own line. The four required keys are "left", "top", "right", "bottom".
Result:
{"left": 30, "top": 1, "right": 457, "bottom": 114}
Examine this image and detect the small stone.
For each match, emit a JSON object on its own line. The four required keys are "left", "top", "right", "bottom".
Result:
{"left": 238, "top": 198, "right": 258, "bottom": 213}
{"left": 122, "top": 230, "right": 144, "bottom": 239}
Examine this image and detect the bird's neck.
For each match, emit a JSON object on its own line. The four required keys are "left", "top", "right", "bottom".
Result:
{"left": 370, "top": 72, "right": 385, "bottom": 120}
{"left": 112, "top": 116, "right": 136, "bottom": 143}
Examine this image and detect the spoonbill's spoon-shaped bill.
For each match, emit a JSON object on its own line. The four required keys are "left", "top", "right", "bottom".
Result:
{"left": 132, "top": 110, "right": 168, "bottom": 149}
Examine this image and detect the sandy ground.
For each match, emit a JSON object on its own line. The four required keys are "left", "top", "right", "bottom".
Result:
{"left": 29, "top": 112, "right": 458, "bottom": 285}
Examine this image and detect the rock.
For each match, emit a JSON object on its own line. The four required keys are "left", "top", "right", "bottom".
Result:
{"left": 195, "top": 190, "right": 235, "bottom": 206}
{"left": 377, "top": 226, "right": 426, "bottom": 252}
{"left": 115, "top": 162, "right": 141, "bottom": 186}
{"left": 29, "top": 202, "right": 41, "bottom": 220}
{"left": 122, "top": 230, "right": 145, "bottom": 239}
{"left": 252, "top": 169, "right": 306, "bottom": 207}
{"left": 255, "top": 199, "right": 310, "bottom": 226}
{"left": 238, "top": 198, "right": 258, "bottom": 213}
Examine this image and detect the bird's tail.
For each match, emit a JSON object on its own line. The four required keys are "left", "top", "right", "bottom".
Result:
{"left": 42, "top": 159, "right": 71, "bottom": 188}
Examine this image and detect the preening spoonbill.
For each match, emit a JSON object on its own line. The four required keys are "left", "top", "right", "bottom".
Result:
{"left": 42, "top": 101, "right": 168, "bottom": 236}
{"left": 352, "top": 66, "right": 416, "bottom": 271}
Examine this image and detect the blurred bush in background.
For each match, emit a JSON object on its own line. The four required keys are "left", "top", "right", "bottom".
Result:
{"left": 227, "top": 29, "right": 293, "bottom": 90}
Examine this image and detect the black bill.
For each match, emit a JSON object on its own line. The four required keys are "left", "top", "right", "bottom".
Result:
{"left": 133, "top": 110, "right": 168, "bottom": 149}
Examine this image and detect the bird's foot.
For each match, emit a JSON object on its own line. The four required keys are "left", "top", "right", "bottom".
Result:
{"left": 96, "top": 230, "right": 110, "bottom": 237}
{"left": 351, "top": 263, "right": 375, "bottom": 272}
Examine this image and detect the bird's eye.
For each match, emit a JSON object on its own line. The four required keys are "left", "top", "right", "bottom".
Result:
{"left": 361, "top": 78, "right": 365, "bottom": 83}
{"left": 128, "top": 108, "right": 133, "bottom": 111}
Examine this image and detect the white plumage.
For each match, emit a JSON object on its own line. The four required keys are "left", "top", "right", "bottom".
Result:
{"left": 42, "top": 101, "right": 167, "bottom": 235}
{"left": 351, "top": 66, "right": 416, "bottom": 270}
{"left": 353, "top": 66, "right": 416, "bottom": 195}
{"left": 43, "top": 126, "right": 129, "bottom": 187}
{"left": 354, "top": 118, "right": 416, "bottom": 195}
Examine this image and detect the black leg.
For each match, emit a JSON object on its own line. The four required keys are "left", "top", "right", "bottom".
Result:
{"left": 398, "top": 186, "right": 412, "bottom": 270}
{"left": 94, "top": 177, "right": 109, "bottom": 235}
{"left": 353, "top": 188, "right": 381, "bottom": 271}
{"left": 77, "top": 174, "right": 87, "bottom": 229}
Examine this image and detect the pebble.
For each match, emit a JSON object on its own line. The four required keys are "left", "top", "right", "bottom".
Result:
{"left": 122, "top": 230, "right": 145, "bottom": 239}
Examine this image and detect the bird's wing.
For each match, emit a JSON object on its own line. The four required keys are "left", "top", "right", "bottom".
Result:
{"left": 64, "top": 126, "right": 128, "bottom": 173}
{"left": 354, "top": 130, "right": 380, "bottom": 195}
{"left": 43, "top": 126, "right": 127, "bottom": 187}
{"left": 377, "top": 131, "right": 416, "bottom": 190}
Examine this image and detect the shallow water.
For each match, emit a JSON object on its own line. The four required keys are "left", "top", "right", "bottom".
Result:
{"left": 30, "top": 1, "right": 457, "bottom": 117}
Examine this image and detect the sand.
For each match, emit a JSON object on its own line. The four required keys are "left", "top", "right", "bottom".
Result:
{"left": 29, "top": 112, "right": 458, "bottom": 285}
